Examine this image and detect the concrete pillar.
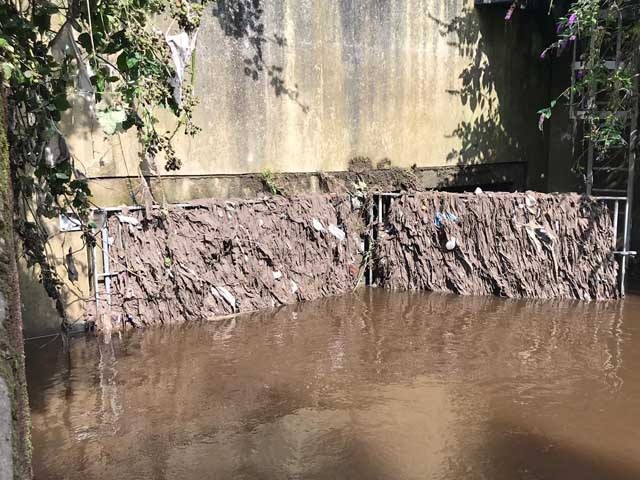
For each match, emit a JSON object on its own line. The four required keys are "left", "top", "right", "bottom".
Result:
{"left": 0, "top": 90, "right": 32, "bottom": 479}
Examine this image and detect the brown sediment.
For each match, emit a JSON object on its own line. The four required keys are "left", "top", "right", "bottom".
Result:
{"left": 90, "top": 190, "right": 619, "bottom": 333}
{"left": 375, "top": 192, "right": 619, "bottom": 300}
{"left": 95, "top": 194, "right": 364, "bottom": 329}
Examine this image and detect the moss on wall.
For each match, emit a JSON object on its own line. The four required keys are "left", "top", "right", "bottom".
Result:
{"left": 0, "top": 90, "right": 32, "bottom": 480}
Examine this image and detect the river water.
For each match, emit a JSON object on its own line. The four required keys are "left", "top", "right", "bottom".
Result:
{"left": 26, "top": 290, "right": 640, "bottom": 480}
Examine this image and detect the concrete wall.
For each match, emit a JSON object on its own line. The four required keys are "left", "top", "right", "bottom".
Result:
{"left": 64, "top": 0, "right": 552, "bottom": 188}
{"left": 21, "top": 0, "right": 555, "bottom": 335}
{"left": 1, "top": 99, "right": 32, "bottom": 479}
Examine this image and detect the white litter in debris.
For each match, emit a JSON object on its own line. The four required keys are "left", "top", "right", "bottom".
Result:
{"left": 474, "top": 187, "right": 483, "bottom": 194}
{"left": 328, "top": 224, "right": 346, "bottom": 241}
{"left": 290, "top": 280, "right": 299, "bottom": 294}
{"left": 51, "top": 23, "right": 94, "bottom": 101}
{"left": 212, "top": 286, "right": 236, "bottom": 310}
{"left": 116, "top": 214, "right": 139, "bottom": 226}
{"left": 445, "top": 237, "right": 457, "bottom": 251}
{"left": 273, "top": 271, "right": 283, "bottom": 280}
{"left": 312, "top": 218, "right": 325, "bottom": 232}
{"left": 166, "top": 30, "right": 198, "bottom": 107}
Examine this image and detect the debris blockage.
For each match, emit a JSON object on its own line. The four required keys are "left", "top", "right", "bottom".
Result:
{"left": 375, "top": 192, "right": 619, "bottom": 300}
{"left": 98, "top": 194, "right": 363, "bottom": 328}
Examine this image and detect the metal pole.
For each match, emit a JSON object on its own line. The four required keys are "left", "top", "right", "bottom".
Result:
{"left": 621, "top": 199, "right": 630, "bottom": 296}
{"left": 368, "top": 199, "right": 373, "bottom": 286}
{"left": 101, "top": 226, "right": 112, "bottom": 306}
{"left": 613, "top": 200, "right": 619, "bottom": 249}
{"left": 620, "top": 45, "right": 640, "bottom": 296}
{"left": 91, "top": 233, "right": 99, "bottom": 310}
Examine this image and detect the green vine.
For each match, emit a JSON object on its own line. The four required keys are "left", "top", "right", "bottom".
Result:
{"left": 537, "top": 1, "right": 639, "bottom": 158}
{"left": 0, "top": 1, "right": 208, "bottom": 326}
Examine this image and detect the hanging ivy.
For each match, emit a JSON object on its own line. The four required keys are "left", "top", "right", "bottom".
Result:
{"left": 0, "top": 0, "right": 208, "bottom": 325}
{"left": 538, "top": 0, "right": 639, "bottom": 154}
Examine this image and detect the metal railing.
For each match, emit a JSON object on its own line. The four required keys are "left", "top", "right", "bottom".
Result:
{"left": 594, "top": 196, "right": 637, "bottom": 296}
{"left": 370, "top": 192, "right": 635, "bottom": 296}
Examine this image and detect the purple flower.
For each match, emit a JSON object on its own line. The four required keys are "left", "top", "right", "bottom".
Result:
{"left": 505, "top": 2, "right": 517, "bottom": 21}
{"left": 568, "top": 13, "right": 577, "bottom": 26}
{"left": 569, "top": 34, "right": 576, "bottom": 41}
{"left": 540, "top": 49, "right": 547, "bottom": 60}
{"left": 556, "top": 23, "right": 563, "bottom": 34}
{"left": 538, "top": 114, "right": 546, "bottom": 131}
{"left": 576, "top": 69, "right": 584, "bottom": 80}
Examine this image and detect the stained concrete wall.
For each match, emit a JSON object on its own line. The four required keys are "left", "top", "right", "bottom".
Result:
{"left": 1, "top": 98, "right": 31, "bottom": 479}
{"left": 22, "top": 0, "right": 555, "bottom": 335}
{"left": 63, "top": 0, "right": 552, "bottom": 187}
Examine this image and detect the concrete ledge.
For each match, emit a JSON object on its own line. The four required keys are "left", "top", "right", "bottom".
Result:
{"left": 86, "top": 162, "right": 527, "bottom": 207}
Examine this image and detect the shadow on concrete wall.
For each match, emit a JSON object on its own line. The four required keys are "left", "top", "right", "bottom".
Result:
{"left": 212, "top": 0, "right": 309, "bottom": 113}
{"left": 429, "top": 5, "right": 554, "bottom": 192}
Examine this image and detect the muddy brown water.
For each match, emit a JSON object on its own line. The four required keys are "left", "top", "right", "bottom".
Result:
{"left": 26, "top": 290, "right": 640, "bottom": 480}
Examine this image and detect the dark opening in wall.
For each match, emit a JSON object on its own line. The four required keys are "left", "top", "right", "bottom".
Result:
{"left": 474, "top": 0, "right": 548, "bottom": 10}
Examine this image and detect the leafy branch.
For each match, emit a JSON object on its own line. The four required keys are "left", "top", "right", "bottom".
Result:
{"left": 0, "top": 0, "right": 208, "bottom": 325}
{"left": 535, "top": 0, "right": 639, "bottom": 156}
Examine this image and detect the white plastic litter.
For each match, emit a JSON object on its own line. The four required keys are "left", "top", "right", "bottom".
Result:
{"left": 166, "top": 30, "right": 198, "bottom": 107}
{"left": 116, "top": 214, "right": 140, "bottom": 226}
{"left": 328, "top": 224, "right": 346, "bottom": 241}
{"left": 445, "top": 237, "right": 457, "bottom": 251}
{"left": 312, "top": 218, "right": 325, "bottom": 232}
{"left": 212, "top": 286, "right": 236, "bottom": 310}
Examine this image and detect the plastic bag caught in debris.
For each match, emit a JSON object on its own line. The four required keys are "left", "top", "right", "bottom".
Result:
{"left": 375, "top": 192, "right": 618, "bottom": 300}
{"left": 95, "top": 194, "right": 363, "bottom": 328}
{"left": 166, "top": 30, "right": 198, "bottom": 107}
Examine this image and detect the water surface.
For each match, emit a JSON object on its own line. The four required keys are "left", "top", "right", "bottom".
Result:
{"left": 27, "top": 290, "right": 640, "bottom": 479}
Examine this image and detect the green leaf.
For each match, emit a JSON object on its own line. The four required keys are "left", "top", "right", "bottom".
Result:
{"left": 33, "top": 11, "right": 52, "bottom": 33}
{"left": 0, "top": 38, "right": 14, "bottom": 54}
{"left": 1, "top": 62, "right": 13, "bottom": 80}
{"left": 126, "top": 55, "right": 139, "bottom": 69}
{"left": 52, "top": 95, "right": 71, "bottom": 111}
{"left": 96, "top": 108, "right": 127, "bottom": 135}
{"left": 77, "top": 33, "right": 92, "bottom": 52}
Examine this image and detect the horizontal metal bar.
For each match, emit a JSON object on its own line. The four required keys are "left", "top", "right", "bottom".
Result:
{"left": 92, "top": 203, "right": 195, "bottom": 213}
{"left": 592, "top": 188, "right": 627, "bottom": 193}
{"left": 613, "top": 251, "right": 637, "bottom": 256}
{"left": 575, "top": 110, "right": 631, "bottom": 120}
{"left": 593, "top": 196, "right": 628, "bottom": 201}
{"left": 372, "top": 192, "right": 404, "bottom": 197}
{"left": 592, "top": 167, "right": 628, "bottom": 172}
{"left": 573, "top": 60, "right": 621, "bottom": 71}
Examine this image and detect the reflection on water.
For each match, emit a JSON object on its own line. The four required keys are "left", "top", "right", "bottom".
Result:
{"left": 26, "top": 290, "right": 640, "bottom": 480}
